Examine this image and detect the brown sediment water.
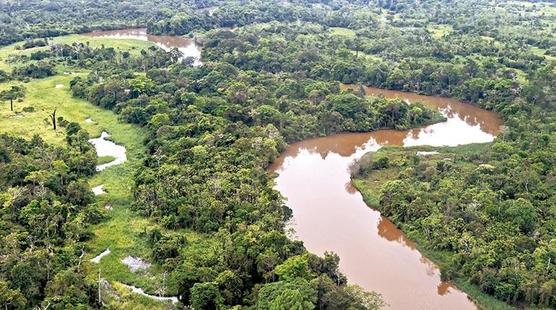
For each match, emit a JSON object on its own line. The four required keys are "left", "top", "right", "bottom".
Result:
{"left": 84, "top": 28, "right": 202, "bottom": 65}
{"left": 269, "top": 86, "right": 503, "bottom": 309}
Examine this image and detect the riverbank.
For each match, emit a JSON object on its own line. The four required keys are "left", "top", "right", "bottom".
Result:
{"left": 352, "top": 144, "right": 513, "bottom": 310}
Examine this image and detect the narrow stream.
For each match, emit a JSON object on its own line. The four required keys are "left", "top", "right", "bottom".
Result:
{"left": 269, "top": 87, "right": 503, "bottom": 309}
{"left": 121, "top": 284, "right": 179, "bottom": 304}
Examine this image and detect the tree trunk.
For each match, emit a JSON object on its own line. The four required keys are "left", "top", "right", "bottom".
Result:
{"left": 10, "top": 98, "right": 13, "bottom": 111}
{"left": 50, "top": 109, "right": 57, "bottom": 130}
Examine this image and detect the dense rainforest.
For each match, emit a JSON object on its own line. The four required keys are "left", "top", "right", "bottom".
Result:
{"left": 0, "top": 127, "right": 100, "bottom": 308}
{"left": 66, "top": 35, "right": 434, "bottom": 308}
{"left": 0, "top": 0, "right": 555, "bottom": 309}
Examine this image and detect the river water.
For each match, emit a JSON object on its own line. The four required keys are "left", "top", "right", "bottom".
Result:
{"left": 269, "top": 87, "right": 503, "bottom": 309}
{"left": 84, "top": 28, "right": 202, "bottom": 66}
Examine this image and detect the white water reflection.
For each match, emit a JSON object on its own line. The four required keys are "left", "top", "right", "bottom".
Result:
{"left": 91, "top": 248, "right": 111, "bottom": 263}
{"left": 89, "top": 132, "right": 127, "bottom": 171}
{"left": 121, "top": 284, "right": 179, "bottom": 304}
{"left": 92, "top": 184, "right": 106, "bottom": 195}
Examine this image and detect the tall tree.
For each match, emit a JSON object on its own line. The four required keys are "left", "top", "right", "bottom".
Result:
{"left": 0, "top": 86, "right": 26, "bottom": 111}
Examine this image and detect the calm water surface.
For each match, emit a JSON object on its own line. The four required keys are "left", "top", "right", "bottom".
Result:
{"left": 85, "top": 28, "right": 202, "bottom": 66}
{"left": 270, "top": 87, "right": 503, "bottom": 309}
{"left": 89, "top": 131, "right": 127, "bottom": 171}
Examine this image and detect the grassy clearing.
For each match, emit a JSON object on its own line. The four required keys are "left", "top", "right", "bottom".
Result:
{"left": 351, "top": 50, "right": 383, "bottom": 62}
{"left": 427, "top": 24, "right": 453, "bottom": 39}
{"left": 329, "top": 27, "right": 356, "bottom": 37}
{"left": 352, "top": 144, "right": 513, "bottom": 310}
{"left": 108, "top": 282, "right": 177, "bottom": 309}
{"left": 51, "top": 34, "right": 155, "bottom": 51}
{"left": 531, "top": 46, "right": 556, "bottom": 62}
{"left": 98, "top": 155, "right": 117, "bottom": 165}
{"left": 0, "top": 74, "right": 105, "bottom": 144}
{"left": 0, "top": 34, "right": 154, "bottom": 71}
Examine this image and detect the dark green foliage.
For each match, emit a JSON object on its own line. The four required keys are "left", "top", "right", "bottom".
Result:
{"left": 12, "top": 62, "right": 55, "bottom": 79}
{"left": 0, "top": 133, "right": 98, "bottom": 309}
{"left": 0, "top": 85, "right": 25, "bottom": 111}
{"left": 0, "top": 70, "right": 9, "bottom": 83}
{"left": 0, "top": 0, "right": 217, "bottom": 46}
{"left": 21, "top": 39, "right": 48, "bottom": 49}
{"left": 190, "top": 282, "right": 223, "bottom": 310}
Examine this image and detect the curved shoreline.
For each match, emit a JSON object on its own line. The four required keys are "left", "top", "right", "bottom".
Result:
{"left": 270, "top": 86, "right": 503, "bottom": 309}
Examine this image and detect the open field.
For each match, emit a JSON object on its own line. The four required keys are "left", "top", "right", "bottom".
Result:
{"left": 427, "top": 24, "right": 453, "bottom": 39}
{"left": 329, "top": 27, "right": 356, "bottom": 37}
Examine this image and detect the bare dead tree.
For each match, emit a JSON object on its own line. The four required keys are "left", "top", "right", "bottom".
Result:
{"left": 77, "top": 247, "right": 85, "bottom": 272}
{"left": 50, "top": 108, "right": 57, "bottom": 130}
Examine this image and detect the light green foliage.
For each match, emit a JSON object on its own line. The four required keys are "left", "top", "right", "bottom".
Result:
{"left": 275, "top": 255, "right": 313, "bottom": 281}
{"left": 427, "top": 24, "right": 453, "bottom": 38}
{"left": 330, "top": 27, "right": 357, "bottom": 38}
{"left": 256, "top": 279, "right": 317, "bottom": 310}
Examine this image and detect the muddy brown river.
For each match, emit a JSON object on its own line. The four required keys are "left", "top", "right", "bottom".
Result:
{"left": 269, "top": 86, "right": 503, "bottom": 309}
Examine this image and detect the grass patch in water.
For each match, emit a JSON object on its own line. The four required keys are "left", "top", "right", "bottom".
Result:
{"left": 97, "top": 155, "right": 117, "bottom": 165}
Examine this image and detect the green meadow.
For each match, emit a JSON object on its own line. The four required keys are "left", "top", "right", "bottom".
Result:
{"left": 329, "top": 27, "right": 357, "bottom": 37}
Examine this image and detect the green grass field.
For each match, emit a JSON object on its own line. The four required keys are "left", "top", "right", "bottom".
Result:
{"left": 0, "top": 36, "right": 182, "bottom": 309}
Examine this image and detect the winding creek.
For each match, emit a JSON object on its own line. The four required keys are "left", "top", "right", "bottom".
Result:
{"left": 269, "top": 87, "right": 503, "bottom": 309}
{"left": 80, "top": 29, "right": 505, "bottom": 308}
